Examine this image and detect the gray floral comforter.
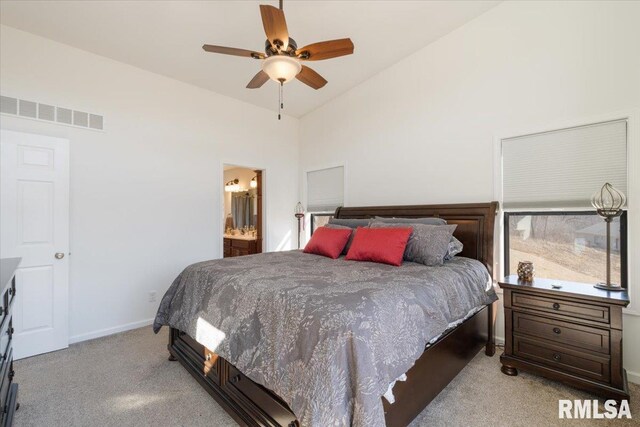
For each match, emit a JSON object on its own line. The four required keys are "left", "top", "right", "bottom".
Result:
{"left": 153, "top": 250, "right": 497, "bottom": 426}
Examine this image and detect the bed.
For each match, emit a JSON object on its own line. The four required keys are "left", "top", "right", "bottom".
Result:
{"left": 155, "top": 202, "right": 498, "bottom": 427}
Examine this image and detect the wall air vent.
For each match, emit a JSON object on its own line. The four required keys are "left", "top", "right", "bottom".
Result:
{"left": 0, "top": 94, "right": 104, "bottom": 131}
{"left": 89, "top": 114, "right": 103, "bottom": 130}
{"left": 56, "top": 107, "right": 72, "bottom": 124}
{"left": 73, "top": 111, "right": 89, "bottom": 127}
{"left": 18, "top": 99, "right": 37, "bottom": 118}
{"left": 0, "top": 96, "right": 18, "bottom": 115}
{"left": 38, "top": 104, "right": 55, "bottom": 121}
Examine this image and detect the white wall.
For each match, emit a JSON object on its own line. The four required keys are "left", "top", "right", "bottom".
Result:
{"left": 299, "top": 1, "right": 640, "bottom": 381}
{"left": 0, "top": 25, "right": 299, "bottom": 343}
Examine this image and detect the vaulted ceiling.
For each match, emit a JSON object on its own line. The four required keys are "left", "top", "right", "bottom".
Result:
{"left": 0, "top": 1, "right": 499, "bottom": 117}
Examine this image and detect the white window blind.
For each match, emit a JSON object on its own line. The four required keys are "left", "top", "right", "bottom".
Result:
{"left": 307, "top": 166, "right": 344, "bottom": 212}
{"left": 502, "top": 120, "right": 627, "bottom": 209}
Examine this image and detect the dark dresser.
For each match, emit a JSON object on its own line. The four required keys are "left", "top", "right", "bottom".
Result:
{"left": 0, "top": 258, "right": 19, "bottom": 426}
{"left": 499, "top": 275, "right": 630, "bottom": 401}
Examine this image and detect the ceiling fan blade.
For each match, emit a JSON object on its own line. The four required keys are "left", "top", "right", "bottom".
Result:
{"left": 259, "top": 5, "right": 289, "bottom": 50}
{"left": 296, "top": 38, "right": 354, "bottom": 61}
{"left": 246, "top": 70, "right": 270, "bottom": 89}
{"left": 296, "top": 66, "right": 327, "bottom": 90}
{"left": 202, "top": 44, "right": 264, "bottom": 59}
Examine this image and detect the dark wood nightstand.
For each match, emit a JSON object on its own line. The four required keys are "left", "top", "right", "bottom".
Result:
{"left": 499, "top": 275, "right": 630, "bottom": 401}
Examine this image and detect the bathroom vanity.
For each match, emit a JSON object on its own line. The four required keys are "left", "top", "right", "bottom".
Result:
{"left": 223, "top": 235, "right": 259, "bottom": 258}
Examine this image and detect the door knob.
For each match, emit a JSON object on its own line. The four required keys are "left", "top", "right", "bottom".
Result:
{"left": 55, "top": 252, "right": 65, "bottom": 259}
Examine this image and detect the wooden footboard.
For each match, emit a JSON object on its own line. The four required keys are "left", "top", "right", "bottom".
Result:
{"left": 168, "top": 328, "right": 298, "bottom": 427}
{"left": 383, "top": 304, "right": 491, "bottom": 427}
{"left": 168, "top": 303, "right": 494, "bottom": 427}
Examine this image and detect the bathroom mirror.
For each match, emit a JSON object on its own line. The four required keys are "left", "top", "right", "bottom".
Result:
{"left": 230, "top": 189, "right": 257, "bottom": 228}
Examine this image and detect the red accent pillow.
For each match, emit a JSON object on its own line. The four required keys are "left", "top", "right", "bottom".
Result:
{"left": 303, "top": 226, "right": 352, "bottom": 259}
{"left": 345, "top": 227, "right": 413, "bottom": 266}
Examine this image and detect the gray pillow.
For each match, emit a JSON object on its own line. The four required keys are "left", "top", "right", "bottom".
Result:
{"left": 370, "top": 221, "right": 457, "bottom": 266}
{"left": 328, "top": 218, "right": 371, "bottom": 229}
{"left": 374, "top": 216, "right": 447, "bottom": 226}
{"left": 374, "top": 216, "right": 460, "bottom": 260}
{"left": 444, "top": 236, "right": 464, "bottom": 261}
{"left": 324, "top": 224, "right": 355, "bottom": 255}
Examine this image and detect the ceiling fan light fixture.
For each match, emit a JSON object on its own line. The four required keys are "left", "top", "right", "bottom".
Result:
{"left": 261, "top": 55, "right": 301, "bottom": 83}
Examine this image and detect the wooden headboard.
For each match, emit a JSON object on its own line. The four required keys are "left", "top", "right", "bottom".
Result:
{"left": 335, "top": 202, "right": 499, "bottom": 276}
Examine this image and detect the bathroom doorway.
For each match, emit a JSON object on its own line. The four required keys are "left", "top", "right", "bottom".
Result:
{"left": 223, "top": 165, "right": 263, "bottom": 257}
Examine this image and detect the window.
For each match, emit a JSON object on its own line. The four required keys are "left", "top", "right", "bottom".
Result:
{"left": 505, "top": 212, "right": 627, "bottom": 287}
{"left": 306, "top": 166, "right": 344, "bottom": 235}
{"left": 310, "top": 213, "right": 333, "bottom": 235}
{"left": 306, "top": 166, "right": 344, "bottom": 213}
{"left": 501, "top": 119, "right": 628, "bottom": 287}
{"left": 502, "top": 120, "right": 627, "bottom": 209}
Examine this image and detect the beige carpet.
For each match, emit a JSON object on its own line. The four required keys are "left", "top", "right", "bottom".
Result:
{"left": 14, "top": 327, "right": 639, "bottom": 426}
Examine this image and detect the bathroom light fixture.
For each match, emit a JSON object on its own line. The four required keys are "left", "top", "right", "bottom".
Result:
{"left": 225, "top": 179, "right": 240, "bottom": 192}
{"left": 250, "top": 176, "right": 258, "bottom": 188}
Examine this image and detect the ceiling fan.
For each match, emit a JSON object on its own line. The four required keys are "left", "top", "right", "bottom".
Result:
{"left": 202, "top": 0, "right": 354, "bottom": 118}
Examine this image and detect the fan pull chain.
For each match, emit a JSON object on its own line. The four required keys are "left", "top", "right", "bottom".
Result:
{"left": 278, "top": 81, "right": 283, "bottom": 120}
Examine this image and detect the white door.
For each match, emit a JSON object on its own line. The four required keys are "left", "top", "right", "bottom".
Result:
{"left": 0, "top": 130, "right": 69, "bottom": 359}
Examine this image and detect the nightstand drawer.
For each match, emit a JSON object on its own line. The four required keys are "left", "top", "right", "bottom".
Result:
{"left": 514, "top": 336, "right": 610, "bottom": 383}
{"left": 512, "top": 292, "right": 609, "bottom": 324}
{"left": 513, "top": 312, "right": 610, "bottom": 354}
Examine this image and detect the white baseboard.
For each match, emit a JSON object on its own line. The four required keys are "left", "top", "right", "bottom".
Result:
{"left": 627, "top": 370, "right": 640, "bottom": 385}
{"left": 69, "top": 318, "right": 155, "bottom": 345}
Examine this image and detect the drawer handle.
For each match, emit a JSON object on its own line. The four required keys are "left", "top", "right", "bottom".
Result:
{"left": 206, "top": 353, "right": 212, "bottom": 361}
{"left": 553, "top": 327, "right": 561, "bottom": 334}
{"left": 230, "top": 374, "right": 240, "bottom": 384}
{"left": 552, "top": 303, "right": 560, "bottom": 310}
{"left": 552, "top": 353, "right": 561, "bottom": 362}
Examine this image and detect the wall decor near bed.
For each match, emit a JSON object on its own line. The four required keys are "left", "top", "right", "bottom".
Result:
{"left": 154, "top": 202, "right": 499, "bottom": 427}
